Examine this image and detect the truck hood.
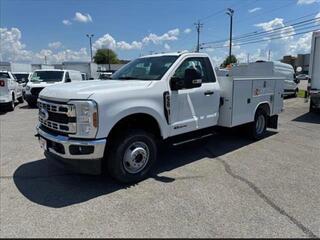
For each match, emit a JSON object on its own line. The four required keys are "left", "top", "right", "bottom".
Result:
{"left": 39, "top": 80, "right": 152, "bottom": 102}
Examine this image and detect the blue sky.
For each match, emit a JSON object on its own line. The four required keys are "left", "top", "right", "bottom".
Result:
{"left": 1, "top": 0, "right": 320, "bottom": 64}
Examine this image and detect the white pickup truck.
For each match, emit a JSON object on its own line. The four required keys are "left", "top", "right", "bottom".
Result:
{"left": 25, "top": 69, "right": 83, "bottom": 107}
{"left": 0, "top": 71, "right": 24, "bottom": 111}
{"left": 36, "top": 52, "right": 284, "bottom": 183}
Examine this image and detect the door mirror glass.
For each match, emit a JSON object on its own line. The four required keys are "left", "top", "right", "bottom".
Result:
{"left": 184, "top": 68, "right": 202, "bottom": 89}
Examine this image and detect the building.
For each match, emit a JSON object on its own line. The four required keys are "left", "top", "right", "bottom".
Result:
{"left": 281, "top": 54, "right": 310, "bottom": 74}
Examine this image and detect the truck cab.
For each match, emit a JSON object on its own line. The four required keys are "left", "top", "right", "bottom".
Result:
{"left": 36, "top": 52, "right": 284, "bottom": 183}
{"left": 0, "top": 71, "right": 24, "bottom": 111}
{"left": 25, "top": 69, "right": 82, "bottom": 107}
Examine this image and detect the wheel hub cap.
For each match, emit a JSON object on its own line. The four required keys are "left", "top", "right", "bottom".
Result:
{"left": 123, "top": 142, "right": 149, "bottom": 174}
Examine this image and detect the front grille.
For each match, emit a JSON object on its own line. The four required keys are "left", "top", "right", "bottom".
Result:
{"left": 38, "top": 99, "right": 76, "bottom": 135}
{"left": 31, "top": 87, "right": 44, "bottom": 97}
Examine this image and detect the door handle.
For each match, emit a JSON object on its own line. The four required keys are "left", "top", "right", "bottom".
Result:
{"left": 204, "top": 90, "right": 214, "bottom": 96}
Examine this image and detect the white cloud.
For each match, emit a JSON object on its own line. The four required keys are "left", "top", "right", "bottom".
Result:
{"left": 0, "top": 27, "right": 89, "bottom": 63}
{"left": 297, "top": 0, "right": 318, "bottom": 4}
{"left": 184, "top": 28, "right": 192, "bottom": 34}
{"left": 74, "top": 12, "right": 92, "bottom": 23}
{"left": 289, "top": 32, "right": 312, "bottom": 53}
{"left": 248, "top": 7, "right": 261, "bottom": 13}
{"left": 93, "top": 34, "right": 142, "bottom": 50}
{"left": 164, "top": 43, "right": 170, "bottom": 50}
{"left": 142, "top": 28, "right": 180, "bottom": 44}
{"left": 62, "top": 19, "right": 72, "bottom": 26}
{"left": 255, "top": 18, "right": 295, "bottom": 40}
{"left": 48, "top": 41, "right": 62, "bottom": 49}
{"left": 315, "top": 12, "right": 320, "bottom": 24}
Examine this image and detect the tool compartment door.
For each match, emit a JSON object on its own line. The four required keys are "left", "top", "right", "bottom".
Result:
{"left": 232, "top": 80, "right": 253, "bottom": 126}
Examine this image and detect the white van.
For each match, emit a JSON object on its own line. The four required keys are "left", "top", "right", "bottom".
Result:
{"left": 25, "top": 69, "right": 82, "bottom": 107}
{"left": 275, "top": 62, "right": 299, "bottom": 97}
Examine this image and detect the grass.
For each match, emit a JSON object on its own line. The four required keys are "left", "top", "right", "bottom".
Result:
{"left": 297, "top": 90, "right": 307, "bottom": 98}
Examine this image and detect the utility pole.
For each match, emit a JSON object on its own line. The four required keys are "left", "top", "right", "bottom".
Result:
{"left": 108, "top": 48, "right": 111, "bottom": 71}
{"left": 86, "top": 34, "right": 94, "bottom": 62}
{"left": 194, "top": 20, "right": 203, "bottom": 52}
{"left": 247, "top": 53, "right": 250, "bottom": 64}
{"left": 226, "top": 8, "right": 234, "bottom": 60}
{"left": 44, "top": 55, "right": 47, "bottom": 65}
{"left": 268, "top": 49, "right": 271, "bottom": 61}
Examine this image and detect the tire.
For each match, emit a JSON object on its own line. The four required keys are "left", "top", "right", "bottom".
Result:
{"left": 7, "top": 95, "right": 15, "bottom": 111}
{"left": 249, "top": 108, "right": 267, "bottom": 140}
{"left": 106, "top": 129, "right": 157, "bottom": 183}
{"left": 18, "top": 95, "right": 24, "bottom": 103}
{"left": 309, "top": 99, "right": 316, "bottom": 113}
{"left": 27, "top": 100, "right": 37, "bottom": 108}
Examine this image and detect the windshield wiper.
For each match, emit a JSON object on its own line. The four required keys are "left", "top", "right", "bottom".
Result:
{"left": 117, "top": 76, "right": 141, "bottom": 80}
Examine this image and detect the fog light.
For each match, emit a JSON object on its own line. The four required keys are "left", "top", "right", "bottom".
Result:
{"left": 69, "top": 145, "right": 94, "bottom": 155}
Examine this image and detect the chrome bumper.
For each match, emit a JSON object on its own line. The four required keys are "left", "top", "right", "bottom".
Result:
{"left": 37, "top": 126, "right": 106, "bottom": 160}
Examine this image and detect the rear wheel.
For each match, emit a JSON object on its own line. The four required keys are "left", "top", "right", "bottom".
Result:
{"left": 106, "top": 129, "right": 157, "bottom": 183}
{"left": 249, "top": 108, "right": 267, "bottom": 140}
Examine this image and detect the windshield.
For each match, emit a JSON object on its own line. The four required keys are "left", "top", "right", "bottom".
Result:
{"left": 31, "top": 71, "right": 64, "bottom": 82}
{"left": 111, "top": 56, "right": 178, "bottom": 80}
{"left": 13, "top": 73, "right": 29, "bottom": 82}
{"left": 0, "top": 72, "right": 10, "bottom": 79}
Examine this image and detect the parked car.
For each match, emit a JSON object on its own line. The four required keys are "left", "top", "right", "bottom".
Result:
{"left": 12, "top": 72, "right": 32, "bottom": 98}
{"left": 296, "top": 74, "right": 309, "bottom": 81}
{"left": 0, "top": 71, "right": 24, "bottom": 111}
{"left": 25, "top": 69, "right": 83, "bottom": 107}
{"left": 36, "top": 52, "right": 284, "bottom": 183}
{"left": 98, "top": 72, "right": 114, "bottom": 80}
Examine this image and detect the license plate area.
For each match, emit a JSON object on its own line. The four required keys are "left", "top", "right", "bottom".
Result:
{"left": 39, "top": 137, "right": 47, "bottom": 151}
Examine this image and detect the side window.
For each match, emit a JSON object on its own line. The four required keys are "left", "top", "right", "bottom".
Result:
{"left": 173, "top": 57, "right": 214, "bottom": 83}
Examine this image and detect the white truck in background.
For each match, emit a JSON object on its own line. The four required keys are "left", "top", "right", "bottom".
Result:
{"left": 25, "top": 69, "right": 83, "bottom": 107}
{"left": 309, "top": 31, "right": 320, "bottom": 112}
{"left": 36, "top": 52, "right": 285, "bottom": 183}
{"left": 0, "top": 71, "right": 24, "bottom": 111}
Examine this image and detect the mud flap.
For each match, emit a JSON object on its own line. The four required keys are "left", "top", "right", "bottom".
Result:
{"left": 267, "top": 115, "right": 278, "bottom": 129}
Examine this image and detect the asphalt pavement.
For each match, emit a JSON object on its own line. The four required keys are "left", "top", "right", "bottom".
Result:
{"left": 0, "top": 98, "right": 319, "bottom": 238}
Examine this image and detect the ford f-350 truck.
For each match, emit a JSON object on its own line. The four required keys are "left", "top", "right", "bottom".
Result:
{"left": 36, "top": 52, "right": 285, "bottom": 183}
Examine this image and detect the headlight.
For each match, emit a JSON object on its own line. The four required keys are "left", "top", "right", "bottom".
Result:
{"left": 68, "top": 100, "right": 98, "bottom": 138}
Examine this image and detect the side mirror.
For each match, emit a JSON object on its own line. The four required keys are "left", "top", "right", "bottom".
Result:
{"left": 170, "top": 68, "right": 202, "bottom": 91}
{"left": 184, "top": 68, "right": 202, "bottom": 89}
{"left": 65, "top": 78, "right": 71, "bottom": 83}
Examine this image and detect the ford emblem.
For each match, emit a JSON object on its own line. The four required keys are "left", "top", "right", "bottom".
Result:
{"left": 40, "top": 108, "right": 49, "bottom": 121}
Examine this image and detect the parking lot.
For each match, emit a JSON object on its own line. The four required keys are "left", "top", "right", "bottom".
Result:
{"left": 0, "top": 97, "right": 319, "bottom": 238}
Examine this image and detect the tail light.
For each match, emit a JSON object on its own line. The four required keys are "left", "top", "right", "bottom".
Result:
{"left": 0, "top": 80, "right": 5, "bottom": 87}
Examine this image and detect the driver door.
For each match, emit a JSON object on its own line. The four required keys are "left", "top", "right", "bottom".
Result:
{"left": 169, "top": 57, "right": 220, "bottom": 136}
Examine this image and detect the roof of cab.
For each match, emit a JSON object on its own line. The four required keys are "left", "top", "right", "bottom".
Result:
{"left": 140, "top": 51, "right": 209, "bottom": 58}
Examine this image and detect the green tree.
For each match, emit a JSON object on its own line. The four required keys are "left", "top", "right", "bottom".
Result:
{"left": 93, "top": 49, "right": 120, "bottom": 64}
{"left": 220, "top": 55, "right": 237, "bottom": 68}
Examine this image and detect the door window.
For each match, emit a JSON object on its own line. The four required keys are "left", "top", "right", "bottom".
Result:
{"left": 172, "top": 57, "right": 215, "bottom": 84}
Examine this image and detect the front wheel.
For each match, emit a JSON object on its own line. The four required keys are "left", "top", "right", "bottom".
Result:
{"left": 249, "top": 109, "right": 267, "bottom": 140}
{"left": 106, "top": 129, "right": 157, "bottom": 183}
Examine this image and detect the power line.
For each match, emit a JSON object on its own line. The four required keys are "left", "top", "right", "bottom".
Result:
{"left": 202, "top": 16, "right": 320, "bottom": 46}
{"left": 201, "top": 27, "right": 320, "bottom": 49}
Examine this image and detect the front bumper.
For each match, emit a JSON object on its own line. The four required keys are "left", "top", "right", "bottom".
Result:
{"left": 37, "top": 126, "right": 106, "bottom": 174}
